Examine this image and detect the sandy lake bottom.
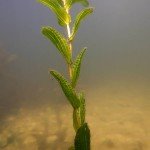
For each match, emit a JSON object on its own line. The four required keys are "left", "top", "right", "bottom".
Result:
{"left": 0, "top": 81, "right": 150, "bottom": 150}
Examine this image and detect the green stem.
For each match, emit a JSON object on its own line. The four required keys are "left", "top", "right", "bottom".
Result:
{"left": 63, "top": 1, "right": 73, "bottom": 80}
{"left": 63, "top": 0, "right": 82, "bottom": 133}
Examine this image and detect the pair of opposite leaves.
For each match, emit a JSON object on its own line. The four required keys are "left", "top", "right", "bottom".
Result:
{"left": 38, "top": 0, "right": 90, "bottom": 26}
{"left": 38, "top": 0, "right": 93, "bottom": 40}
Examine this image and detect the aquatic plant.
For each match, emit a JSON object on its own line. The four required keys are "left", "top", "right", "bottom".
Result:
{"left": 37, "top": 0, "right": 93, "bottom": 149}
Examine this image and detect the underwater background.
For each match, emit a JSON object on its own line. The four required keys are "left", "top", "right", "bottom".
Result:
{"left": 0, "top": 0, "right": 150, "bottom": 149}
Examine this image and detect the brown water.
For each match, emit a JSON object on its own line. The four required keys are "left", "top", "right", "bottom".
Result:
{"left": 0, "top": 0, "right": 150, "bottom": 149}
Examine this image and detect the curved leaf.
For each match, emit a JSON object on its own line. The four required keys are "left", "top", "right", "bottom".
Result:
{"left": 71, "top": 48, "right": 86, "bottom": 87}
{"left": 73, "top": 93, "right": 85, "bottom": 131}
{"left": 75, "top": 123, "right": 90, "bottom": 150}
{"left": 70, "top": 7, "right": 93, "bottom": 41}
{"left": 37, "top": 0, "right": 71, "bottom": 26}
{"left": 50, "top": 70, "right": 80, "bottom": 109}
{"left": 42, "top": 27, "right": 71, "bottom": 64}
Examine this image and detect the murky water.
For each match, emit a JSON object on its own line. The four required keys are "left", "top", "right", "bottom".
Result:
{"left": 0, "top": 0, "right": 150, "bottom": 149}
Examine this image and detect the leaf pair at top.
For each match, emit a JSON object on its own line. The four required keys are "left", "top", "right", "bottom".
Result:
{"left": 38, "top": 0, "right": 93, "bottom": 48}
{"left": 37, "top": 0, "right": 90, "bottom": 26}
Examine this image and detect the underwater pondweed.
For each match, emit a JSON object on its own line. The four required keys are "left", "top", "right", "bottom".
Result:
{"left": 37, "top": 0, "right": 93, "bottom": 149}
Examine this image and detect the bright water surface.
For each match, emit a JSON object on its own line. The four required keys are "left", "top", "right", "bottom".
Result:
{"left": 0, "top": 0, "right": 150, "bottom": 149}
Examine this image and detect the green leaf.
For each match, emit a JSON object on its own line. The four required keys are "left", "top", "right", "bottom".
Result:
{"left": 37, "top": 0, "right": 71, "bottom": 26}
{"left": 70, "top": 7, "right": 93, "bottom": 41}
{"left": 50, "top": 70, "right": 80, "bottom": 109}
{"left": 73, "top": 93, "right": 85, "bottom": 131}
{"left": 75, "top": 123, "right": 90, "bottom": 150}
{"left": 42, "top": 26, "right": 71, "bottom": 64}
{"left": 66, "top": 0, "right": 73, "bottom": 9}
{"left": 71, "top": 48, "right": 86, "bottom": 88}
{"left": 56, "top": 0, "right": 63, "bottom": 6}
